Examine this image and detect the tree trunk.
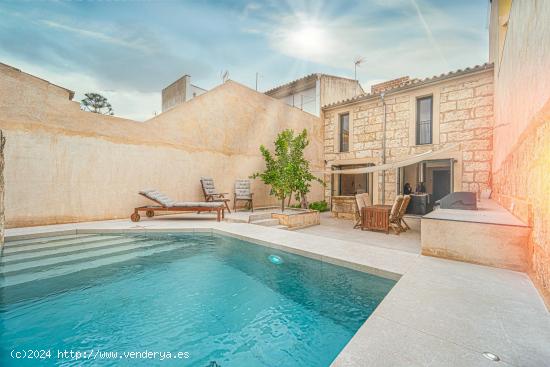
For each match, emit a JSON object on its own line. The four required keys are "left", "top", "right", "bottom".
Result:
{"left": 287, "top": 193, "right": 292, "bottom": 207}
{"left": 281, "top": 197, "right": 285, "bottom": 212}
{"left": 301, "top": 194, "right": 308, "bottom": 209}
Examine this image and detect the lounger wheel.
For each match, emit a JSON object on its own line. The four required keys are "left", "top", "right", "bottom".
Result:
{"left": 146, "top": 210, "right": 155, "bottom": 218}
{"left": 130, "top": 213, "right": 141, "bottom": 222}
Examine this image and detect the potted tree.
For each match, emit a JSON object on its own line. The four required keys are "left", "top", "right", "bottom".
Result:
{"left": 251, "top": 129, "right": 323, "bottom": 229}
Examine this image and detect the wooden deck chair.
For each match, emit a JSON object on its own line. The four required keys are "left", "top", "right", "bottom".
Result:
{"left": 397, "top": 195, "right": 412, "bottom": 232}
{"left": 200, "top": 177, "right": 231, "bottom": 213}
{"left": 354, "top": 194, "right": 366, "bottom": 229}
{"left": 234, "top": 179, "right": 254, "bottom": 212}
{"left": 354, "top": 193, "right": 370, "bottom": 229}
{"left": 389, "top": 195, "right": 404, "bottom": 234}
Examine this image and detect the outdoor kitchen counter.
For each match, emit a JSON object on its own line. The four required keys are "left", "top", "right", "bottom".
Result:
{"left": 423, "top": 199, "right": 528, "bottom": 227}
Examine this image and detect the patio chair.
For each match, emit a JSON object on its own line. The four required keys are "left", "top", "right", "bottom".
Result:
{"left": 131, "top": 189, "right": 225, "bottom": 222}
{"left": 397, "top": 195, "right": 412, "bottom": 232}
{"left": 200, "top": 177, "right": 231, "bottom": 213}
{"left": 388, "top": 195, "right": 404, "bottom": 235}
{"left": 234, "top": 179, "right": 254, "bottom": 212}
{"left": 354, "top": 193, "right": 370, "bottom": 229}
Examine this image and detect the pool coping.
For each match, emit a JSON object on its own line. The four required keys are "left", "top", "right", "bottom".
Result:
{"left": 3, "top": 221, "right": 550, "bottom": 367}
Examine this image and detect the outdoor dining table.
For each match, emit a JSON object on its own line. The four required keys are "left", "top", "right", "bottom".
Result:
{"left": 361, "top": 205, "right": 393, "bottom": 234}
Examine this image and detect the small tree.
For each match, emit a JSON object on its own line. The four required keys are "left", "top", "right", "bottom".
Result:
{"left": 80, "top": 93, "right": 114, "bottom": 115}
{"left": 289, "top": 129, "right": 324, "bottom": 208}
{"left": 251, "top": 130, "right": 293, "bottom": 212}
{"left": 251, "top": 129, "right": 323, "bottom": 211}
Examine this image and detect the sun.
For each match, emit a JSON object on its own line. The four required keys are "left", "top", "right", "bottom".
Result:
{"left": 283, "top": 22, "right": 327, "bottom": 58}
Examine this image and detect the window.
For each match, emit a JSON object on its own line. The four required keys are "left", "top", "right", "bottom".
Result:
{"left": 416, "top": 96, "right": 433, "bottom": 145}
{"left": 333, "top": 164, "right": 373, "bottom": 196}
{"left": 339, "top": 173, "right": 368, "bottom": 196}
{"left": 339, "top": 113, "right": 349, "bottom": 152}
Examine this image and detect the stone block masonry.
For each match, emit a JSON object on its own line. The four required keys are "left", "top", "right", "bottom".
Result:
{"left": 492, "top": 103, "right": 550, "bottom": 307}
{"left": 488, "top": 1, "right": 550, "bottom": 307}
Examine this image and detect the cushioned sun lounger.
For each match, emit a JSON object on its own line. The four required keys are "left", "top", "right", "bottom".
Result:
{"left": 130, "top": 189, "right": 225, "bottom": 222}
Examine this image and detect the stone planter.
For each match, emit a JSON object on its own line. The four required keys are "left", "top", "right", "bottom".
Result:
{"left": 271, "top": 209, "right": 320, "bottom": 230}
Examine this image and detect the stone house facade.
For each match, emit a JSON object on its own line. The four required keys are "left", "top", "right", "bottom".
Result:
{"left": 321, "top": 64, "right": 494, "bottom": 218}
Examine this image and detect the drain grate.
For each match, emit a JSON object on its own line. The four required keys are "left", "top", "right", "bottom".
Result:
{"left": 482, "top": 352, "right": 500, "bottom": 362}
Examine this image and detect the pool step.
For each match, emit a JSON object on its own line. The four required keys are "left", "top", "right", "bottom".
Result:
{"left": 250, "top": 218, "right": 280, "bottom": 227}
{"left": 2, "top": 235, "right": 125, "bottom": 256}
{"left": 0, "top": 240, "right": 185, "bottom": 288}
{"left": 273, "top": 225, "right": 289, "bottom": 230}
{"left": 0, "top": 238, "right": 174, "bottom": 276}
{"left": 4, "top": 234, "right": 99, "bottom": 249}
{"left": 248, "top": 213, "right": 273, "bottom": 222}
{"left": 224, "top": 217, "right": 248, "bottom": 224}
{"left": 1, "top": 236, "right": 152, "bottom": 265}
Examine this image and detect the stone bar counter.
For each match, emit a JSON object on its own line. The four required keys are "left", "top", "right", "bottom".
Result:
{"left": 331, "top": 196, "right": 357, "bottom": 220}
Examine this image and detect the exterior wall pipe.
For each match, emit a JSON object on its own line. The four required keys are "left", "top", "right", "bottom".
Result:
{"left": 381, "top": 92, "right": 387, "bottom": 204}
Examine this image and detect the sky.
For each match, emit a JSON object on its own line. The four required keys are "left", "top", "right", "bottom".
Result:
{"left": 0, "top": 0, "right": 490, "bottom": 121}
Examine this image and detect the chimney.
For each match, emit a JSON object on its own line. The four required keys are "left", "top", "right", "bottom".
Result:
{"left": 371, "top": 76, "right": 410, "bottom": 94}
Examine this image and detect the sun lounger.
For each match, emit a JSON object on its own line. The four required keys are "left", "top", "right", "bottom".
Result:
{"left": 130, "top": 189, "right": 225, "bottom": 222}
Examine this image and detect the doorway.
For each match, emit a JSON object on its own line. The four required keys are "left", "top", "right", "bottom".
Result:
{"left": 399, "top": 159, "right": 454, "bottom": 201}
{"left": 432, "top": 169, "right": 451, "bottom": 201}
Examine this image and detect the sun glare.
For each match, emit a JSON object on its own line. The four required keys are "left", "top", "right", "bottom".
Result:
{"left": 286, "top": 23, "right": 326, "bottom": 57}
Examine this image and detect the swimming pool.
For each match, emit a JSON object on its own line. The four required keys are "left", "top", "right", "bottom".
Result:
{"left": 0, "top": 232, "right": 395, "bottom": 366}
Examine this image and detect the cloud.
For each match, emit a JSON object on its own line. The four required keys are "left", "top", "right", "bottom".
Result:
{"left": 410, "top": 0, "right": 449, "bottom": 68}
{"left": 0, "top": 10, "right": 213, "bottom": 94}
{"left": 40, "top": 19, "right": 154, "bottom": 52}
{"left": 40, "top": 20, "right": 153, "bottom": 53}
{"left": 242, "top": 2, "right": 261, "bottom": 17}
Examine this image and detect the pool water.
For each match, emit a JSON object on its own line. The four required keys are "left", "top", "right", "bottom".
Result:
{"left": 0, "top": 233, "right": 395, "bottom": 366}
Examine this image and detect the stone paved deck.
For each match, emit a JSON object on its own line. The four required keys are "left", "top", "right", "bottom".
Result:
{"left": 298, "top": 212, "right": 421, "bottom": 254}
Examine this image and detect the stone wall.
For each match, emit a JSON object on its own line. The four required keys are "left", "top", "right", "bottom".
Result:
{"left": 0, "top": 64, "right": 323, "bottom": 227}
{"left": 0, "top": 130, "right": 5, "bottom": 245}
{"left": 489, "top": 0, "right": 550, "bottom": 307}
{"left": 323, "top": 67, "right": 494, "bottom": 204}
{"left": 492, "top": 105, "right": 550, "bottom": 300}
